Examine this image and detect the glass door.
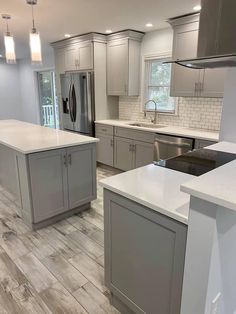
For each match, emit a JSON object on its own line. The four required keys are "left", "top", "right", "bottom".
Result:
{"left": 38, "top": 71, "right": 59, "bottom": 129}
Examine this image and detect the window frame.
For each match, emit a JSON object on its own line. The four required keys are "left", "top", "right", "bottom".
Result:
{"left": 142, "top": 53, "right": 178, "bottom": 115}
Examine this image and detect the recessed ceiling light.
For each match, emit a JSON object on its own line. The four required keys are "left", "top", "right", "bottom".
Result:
{"left": 106, "top": 29, "right": 112, "bottom": 34}
{"left": 145, "top": 23, "right": 153, "bottom": 28}
{"left": 193, "top": 5, "right": 201, "bottom": 11}
{"left": 64, "top": 34, "right": 71, "bottom": 38}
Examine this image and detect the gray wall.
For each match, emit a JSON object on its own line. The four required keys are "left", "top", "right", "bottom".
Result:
{"left": 0, "top": 60, "right": 23, "bottom": 120}
{"left": 220, "top": 68, "right": 236, "bottom": 142}
{"left": 0, "top": 50, "right": 55, "bottom": 124}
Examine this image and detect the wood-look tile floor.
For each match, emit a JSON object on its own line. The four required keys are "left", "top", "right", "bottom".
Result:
{"left": 0, "top": 165, "right": 121, "bottom": 314}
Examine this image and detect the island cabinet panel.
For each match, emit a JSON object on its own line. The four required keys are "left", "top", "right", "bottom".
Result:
{"left": 104, "top": 190, "right": 187, "bottom": 314}
{"left": 67, "top": 144, "right": 96, "bottom": 209}
{"left": 29, "top": 148, "right": 69, "bottom": 223}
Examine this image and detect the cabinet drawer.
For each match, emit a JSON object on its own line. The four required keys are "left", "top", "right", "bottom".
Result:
{"left": 96, "top": 124, "right": 114, "bottom": 136}
{"left": 115, "top": 127, "right": 155, "bottom": 144}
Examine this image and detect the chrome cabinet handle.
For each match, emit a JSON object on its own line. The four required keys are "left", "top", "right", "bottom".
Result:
{"left": 68, "top": 154, "right": 72, "bottom": 165}
{"left": 155, "top": 138, "right": 191, "bottom": 148}
{"left": 63, "top": 155, "right": 67, "bottom": 166}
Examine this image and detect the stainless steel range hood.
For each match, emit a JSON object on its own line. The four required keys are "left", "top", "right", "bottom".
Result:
{"left": 167, "top": 0, "right": 236, "bottom": 69}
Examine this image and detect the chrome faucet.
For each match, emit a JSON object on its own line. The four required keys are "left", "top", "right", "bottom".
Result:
{"left": 144, "top": 100, "right": 158, "bottom": 124}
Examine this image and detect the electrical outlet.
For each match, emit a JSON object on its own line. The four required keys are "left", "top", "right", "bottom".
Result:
{"left": 210, "top": 293, "right": 221, "bottom": 314}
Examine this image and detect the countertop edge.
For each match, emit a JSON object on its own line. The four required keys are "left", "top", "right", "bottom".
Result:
{"left": 95, "top": 120, "right": 219, "bottom": 142}
{"left": 100, "top": 181, "right": 188, "bottom": 225}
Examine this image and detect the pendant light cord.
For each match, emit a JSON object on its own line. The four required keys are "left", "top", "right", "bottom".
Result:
{"left": 31, "top": 3, "right": 36, "bottom": 31}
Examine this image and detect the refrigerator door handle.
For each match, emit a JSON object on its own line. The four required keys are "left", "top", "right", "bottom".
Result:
{"left": 86, "top": 72, "right": 94, "bottom": 131}
{"left": 68, "top": 83, "right": 74, "bottom": 122}
{"left": 71, "top": 83, "right": 77, "bottom": 123}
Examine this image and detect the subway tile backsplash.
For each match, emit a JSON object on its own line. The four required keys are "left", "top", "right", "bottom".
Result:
{"left": 119, "top": 96, "right": 223, "bottom": 131}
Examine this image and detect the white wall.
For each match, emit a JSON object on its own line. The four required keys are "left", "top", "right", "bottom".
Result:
{"left": 141, "top": 27, "right": 173, "bottom": 56}
{"left": 0, "top": 60, "right": 23, "bottom": 120}
{"left": 220, "top": 68, "right": 236, "bottom": 142}
{"left": 18, "top": 50, "right": 55, "bottom": 124}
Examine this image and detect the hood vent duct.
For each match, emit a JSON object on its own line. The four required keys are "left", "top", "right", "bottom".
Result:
{"left": 167, "top": 0, "right": 236, "bottom": 69}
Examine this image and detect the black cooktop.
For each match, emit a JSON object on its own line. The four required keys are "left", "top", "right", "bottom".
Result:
{"left": 156, "top": 149, "right": 236, "bottom": 176}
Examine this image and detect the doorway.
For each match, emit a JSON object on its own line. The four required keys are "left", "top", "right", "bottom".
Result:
{"left": 38, "top": 71, "right": 59, "bottom": 129}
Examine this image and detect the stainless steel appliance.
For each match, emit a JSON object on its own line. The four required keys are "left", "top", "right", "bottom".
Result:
{"left": 61, "top": 72, "right": 94, "bottom": 135}
{"left": 166, "top": 0, "right": 236, "bottom": 69}
{"left": 154, "top": 133, "right": 194, "bottom": 163}
{"left": 156, "top": 148, "right": 236, "bottom": 176}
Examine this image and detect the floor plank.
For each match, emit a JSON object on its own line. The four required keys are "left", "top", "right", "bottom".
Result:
{"left": 0, "top": 231, "right": 29, "bottom": 260}
{"left": 69, "top": 252, "right": 106, "bottom": 293}
{"left": 41, "top": 254, "right": 88, "bottom": 293}
{"left": 40, "top": 281, "right": 87, "bottom": 314}
{"left": 15, "top": 252, "right": 57, "bottom": 293}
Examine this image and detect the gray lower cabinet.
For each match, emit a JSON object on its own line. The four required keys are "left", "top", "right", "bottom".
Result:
{"left": 27, "top": 143, "right": 96, "bottom": 226}
{"left": 114, "top": 137, "right": 154, "bottom": 171}
{"left": 67, "top": 145, "right": 96, "bottom": 209}
{"left": 104, "top": 190, "right": 187, "bottom": 314}
{"left": 29, "top": 148, "right": 69, "bottom": 223}
{"left": 96, "top": 134, "right": 114, "bottom": 167}
{"left": 114, "top": 137, "right": 134, "bottom": 171}
{"left": 134, "top": 140, "right": 154, "bottom": 168}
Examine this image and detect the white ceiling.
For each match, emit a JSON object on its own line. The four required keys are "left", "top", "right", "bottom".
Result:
{"left": 0, "top": 0, "right": 200, "bottom": 59}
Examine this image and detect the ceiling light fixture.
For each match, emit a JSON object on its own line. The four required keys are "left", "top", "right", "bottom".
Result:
{"left": 27, "top": 0, "right": 42, "bottom": 64}
{"left": 2, "top": 14, "right": 16, "bottom": 64}
{"left": 105, "top": 29, "right": 112, "bottom": 34}
{"left": 145, "top": 23, "right": 153, "bottom": 28}
{"left": 64, "top": 34, "right": 71, "bottom": 38}
{"left": 193, "top": 5, "right": 201, "bottom": 11}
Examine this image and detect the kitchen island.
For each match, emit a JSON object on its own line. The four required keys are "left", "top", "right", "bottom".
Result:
{"left": 100, "top": 165, "right": 194, "bottom": 314}
{"left": 0, "top": 120, "right": 98, "bottom": 230}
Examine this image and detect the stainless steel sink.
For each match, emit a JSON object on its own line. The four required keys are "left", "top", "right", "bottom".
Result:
{"left": 128, "top": 123, "right": 166, "bottom": 129}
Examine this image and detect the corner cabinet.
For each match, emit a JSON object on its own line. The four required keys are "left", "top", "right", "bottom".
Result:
{"left": 169, "top": 14, "right": 225, "bottom": 98}
{"left": 104, "top": 190, "right": 187, "bottom": 314}
{"left": 107, "top": 30, "right": 144, "bottom": 96}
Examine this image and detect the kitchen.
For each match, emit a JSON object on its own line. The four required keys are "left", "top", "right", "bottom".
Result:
{"left": 0, "top": 0, "right": 236, "bottom": 313}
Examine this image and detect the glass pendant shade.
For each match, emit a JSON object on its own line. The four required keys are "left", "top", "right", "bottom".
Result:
{"left": 4, "top": 33, "right": 16, "bottom": 64}
{"left": 29, "top": 29, "right": 42, "bottom": 63}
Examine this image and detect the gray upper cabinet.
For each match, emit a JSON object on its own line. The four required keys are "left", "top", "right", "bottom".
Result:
{"left": 104, "top": 190, "right": 187, "bottom": 314}
{"left": 169, "top": 14, "right": 225, "bottom": 98}
{"left": 29, "top": 148, "right": 68, "bottom": 223}
{"left": 67, "top": 144, "right": 96, "bottom": 209}
{"left": 65, "top": 42, "right": 93, "bottom": 71}
{"left": 170, "top": 16, "right": 200, "bottom": 97}
{"left": 107, "top": 30, "right": 144, "bottom": 96}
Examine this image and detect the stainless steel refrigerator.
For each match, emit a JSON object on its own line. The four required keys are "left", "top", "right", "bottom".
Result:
{"left": 60, "top": 72, "right": 94, "bottom": 136}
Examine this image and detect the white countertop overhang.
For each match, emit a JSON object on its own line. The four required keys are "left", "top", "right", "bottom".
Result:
{"left": 0, "top": 120, "right": 98, "bottom": 154}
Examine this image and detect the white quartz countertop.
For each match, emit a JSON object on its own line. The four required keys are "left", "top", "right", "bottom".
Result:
{"left": 0, "top": 120, "right": 98, "bottom": 154}
{"left": 100, "top": 164, "right": 195, "bottom": 224}
{"left": 181, "top": 141, "right": 236, "bottom": 211}
{"left": 95, "top": 119, "right": 219, "bottom": 142}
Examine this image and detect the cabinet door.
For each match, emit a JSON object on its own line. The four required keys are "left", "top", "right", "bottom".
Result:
{"left": 104, "top": 190, "right": 187, "bottom": 314}
{"left": 114, "top": 137, "right": 133, "bottom": 171}
{"left": 29, "top": 149, "right": 68, "bottom": 223}
{"left": 170, "top": 22, "right": 200, "bottom": 97}
{"left": 134, "top": 141, "right": 154, "bottom": 168}
{"left": 65, "top": 46, "right": 78, "bottom": 71}
{"left": 107, "top": 39, "right": 128, "bottom": 96}
{"left": 96, "top": 134, "right": 114, "bottom": 167}
{"left": 54, "top": 48, "right": 65, "bottom": 75}
{"left": 78, "top": 43, "right": 93, "bottom": 70}
{"left": 200, "top": 68, "right": 225, "bottom": 98}
{"left": 67, "top": 144, "right": 96, "bottom": 209}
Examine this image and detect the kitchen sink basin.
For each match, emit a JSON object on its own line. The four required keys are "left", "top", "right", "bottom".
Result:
{"left": 128, "top": 123, "right": 166, "bottom": 129}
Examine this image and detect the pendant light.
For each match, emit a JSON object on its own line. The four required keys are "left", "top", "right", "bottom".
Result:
{"left": 27, "top": 0, "right": 42, "bottom": 64}
{"left": 2, "top": 14, "right": 16, "bottom": 64}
